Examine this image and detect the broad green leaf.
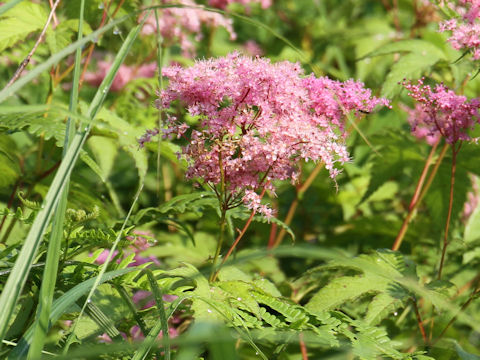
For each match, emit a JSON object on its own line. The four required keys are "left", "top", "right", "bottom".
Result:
{"left": 381, "top": 53, "right": 442, "bottom": 98}
{"left": 465, "top": 205, "right": 480, "bottom": 243}
{"left": 364, "top": 292, "right": 403, "bottom": 326}
{"left": 45, "top": 19, "right": 92, "bottom": 55}
{"left": 0, "top": 135, "right": 19, "bottom": 188}
{"left": 0, "top": 1, "right": 47, "bottom": 53}
{"left": 363, "top": 39, "right": 446, "bottom": 60}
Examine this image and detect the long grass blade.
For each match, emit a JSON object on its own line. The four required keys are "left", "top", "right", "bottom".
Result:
{"left": 9, "top": 268, "right": 139, "bottom": 359}
{"left": 27, "top": 1, "right": 86, "bottom": 357}
{"left": 131, "top": 269, "right": 170, "bottom": 360}
{"left": 0, "top": 14, "right": 129, "bottom": 103}
{"left": 0, "top": 17, "right": 145, "bottom": 348}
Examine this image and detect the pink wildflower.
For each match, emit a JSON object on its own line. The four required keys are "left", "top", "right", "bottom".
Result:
{"left": 208, "top": 0, "right": 272, "bottom": 10}
{"left": 439, "top": 0, "right": 480, "bottom": 59}
{"left": 403, "top": 78, "right": 480, "bottom": 144}
{"left": 84, "top": 61, "right": 156, "bottom": 92}
{"left": 401, "top": 103, "right": 441, "bottom": 145}
{"left": 243, "top": 40, "right": 264, "bottom": 57}
{"left": 91, "top": 230, "right": 161, "bottom": 266}
{"left": 152, "top": 52, "right": 386, "bottom": 216}
{"left": 141, "top": 0, "right": 236, "bottom": 57}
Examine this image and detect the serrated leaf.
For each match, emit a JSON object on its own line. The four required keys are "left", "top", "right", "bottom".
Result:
{"left": 155, "top": 191, "right": 217, "bottom": 214}
{"left": 364, "top": 39, "right": 446, "bottom": 60}
{"left": 0, "top": 1, "right": 47, "bottom": 52}
{"left": 88, "top": 105, "right": 148, "bottom": 181}
{"left": 361, "top": 133, "right": 425, "bottom": 204}
{"left": 0, "top": 135, "right": 19, "bottom": 188}
{"left": 424, "top": 160, "right": 469, "bottom": 232}
{"left": 45, "top": 19, "right": 92, "bottom": 54}
{"left": 381, "top": 53, "right": 441, "bottom": 98}
{"left": 365, "top": 292, "right": 403, "bottom": 326}
{"left": 0, "top": 110, "right": 67, "bottom": 147}
{"left": 306, "top": 275, "right": 387, "bottom": 312}
{"left": 80, "top": 151, "right": 106, "bottom": 182}
{"left": 87, "top": 136, "right": 118, "bottom": 180}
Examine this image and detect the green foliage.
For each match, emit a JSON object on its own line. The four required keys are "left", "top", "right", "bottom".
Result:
{"left": 0, "top": 1, "right": 47, "bottom": 53}
{"left": 1, "top": 0, "right": 480, "bottom": 359}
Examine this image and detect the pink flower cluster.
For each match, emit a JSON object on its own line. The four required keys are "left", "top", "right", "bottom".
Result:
{"left": 403, "top": 78, "right": 480, "bottom": 144}
{"left": 141, "top": 0, "right": 236, "bottom": 57}
{"left": 439, "top": 0, "right": 480, "bottom": 59}
{"left": 98, "top": 291, "right": 180, "bottom": 343}
{"left": 152, "top": 52, "right": 387, "bottom": 217}
{"left": 84, "top": 61, "right": 156, "bottom": 92}
{"left": 92, "top": 230, "right": 161, "bottom": 267}
{"left": 208, "top": 0, "right": 272, "bottom": 10}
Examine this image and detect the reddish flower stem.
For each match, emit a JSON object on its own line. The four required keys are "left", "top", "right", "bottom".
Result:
{"left": 411, "top": 297, "right": 427, "bottom": 344}
{"left": 392, "top": 142, "right": 448, "bottom": 251}
{"left": 432, "top": 278, "right": 480, "bottom": 345}
{"left": 299, "top": 333, "right": 309, "bottom": 360}
{"left": 437, "top": 146, "right": 458, "bottom": 280}
{"left": 273, "top": 162, "right": 323, "bottom": 248}
{"left": 211, "top": 186, "right": 267, "bottom": 282}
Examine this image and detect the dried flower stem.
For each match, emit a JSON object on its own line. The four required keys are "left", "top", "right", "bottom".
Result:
{"left": 438, "top": 145, "right": 459, "bottom": 280}
{"left": 5, "top": 0, "right": 61, "bottom": 89}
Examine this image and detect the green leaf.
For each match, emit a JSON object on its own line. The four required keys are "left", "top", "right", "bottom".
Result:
{"left": 155, "top": 191, "right": 217, "bottom": 215}
{"left": 0, "top": 135, "right": 19, "bottom": 188}
{"left": 306, "top": 250, "right": 413, "bottom": 315}
{"left": 465, "top": 205, "right": 480, "bottom": 243}
{"left": 361, "top": 132, "right": 425, "bottom": 204}
{"left": 363, "top": 39, "right": 446, "bottom": 60}
{"left": 307, "top": 275, "right": 387, "bottom": 312}
{"left": 364, "top": 292, "right": 403, "bottom": 326}
{"left": 45, "top": 19, "right": 92, "bottom": 55}
{"left": 0, "top": 1, "right": 47, "bottom": 52}
{"left": 381, "top": 53, "right": 442, "bottom": 98}
{"left": 0, "top": 108, "right": 67, "bottom": 147}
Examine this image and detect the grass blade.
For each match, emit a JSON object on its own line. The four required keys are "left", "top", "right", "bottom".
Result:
{"left": 131, "top": 269, "right": 170, "bottom": 360}
{"left": 0, "top": 17, "right": 145, "bottom": 348}
{"left": 9, "top": 268, "right": 139, "bottom": 359}
{"left": 27, "top": 1, "right": 86, "bottom": 358}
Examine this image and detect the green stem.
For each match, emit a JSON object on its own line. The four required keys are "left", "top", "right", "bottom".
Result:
{"left": 210, "top": 206, "right": 227, "bottom": 282}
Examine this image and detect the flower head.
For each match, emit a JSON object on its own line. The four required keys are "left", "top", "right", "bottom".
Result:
{"left": 153, "top": 52, "right": 386, "bottom": 216}
{"left": 403, "top": 78, "right": 480, "bottom": 144}
{"left": 208, "top": 0, "right": 272, "bottom": 10}
{"left": 439, "top": 0, "right": 480, "bottom": 59}
{"left": 141, "top": 0, "right": 236, "bottom": 57}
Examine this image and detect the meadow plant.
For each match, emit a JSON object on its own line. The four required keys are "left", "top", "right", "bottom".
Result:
{"left": 439, "top": 0, "right": 480, "bottom": 58}
{"left": 2, "top": 0, "right": 480, "bottom": 358}
{"left": 151, "top": 52, "right": 387, "bottom": 219}
{"left": 141, "top": 0, "right": 236, "bottom": 57}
